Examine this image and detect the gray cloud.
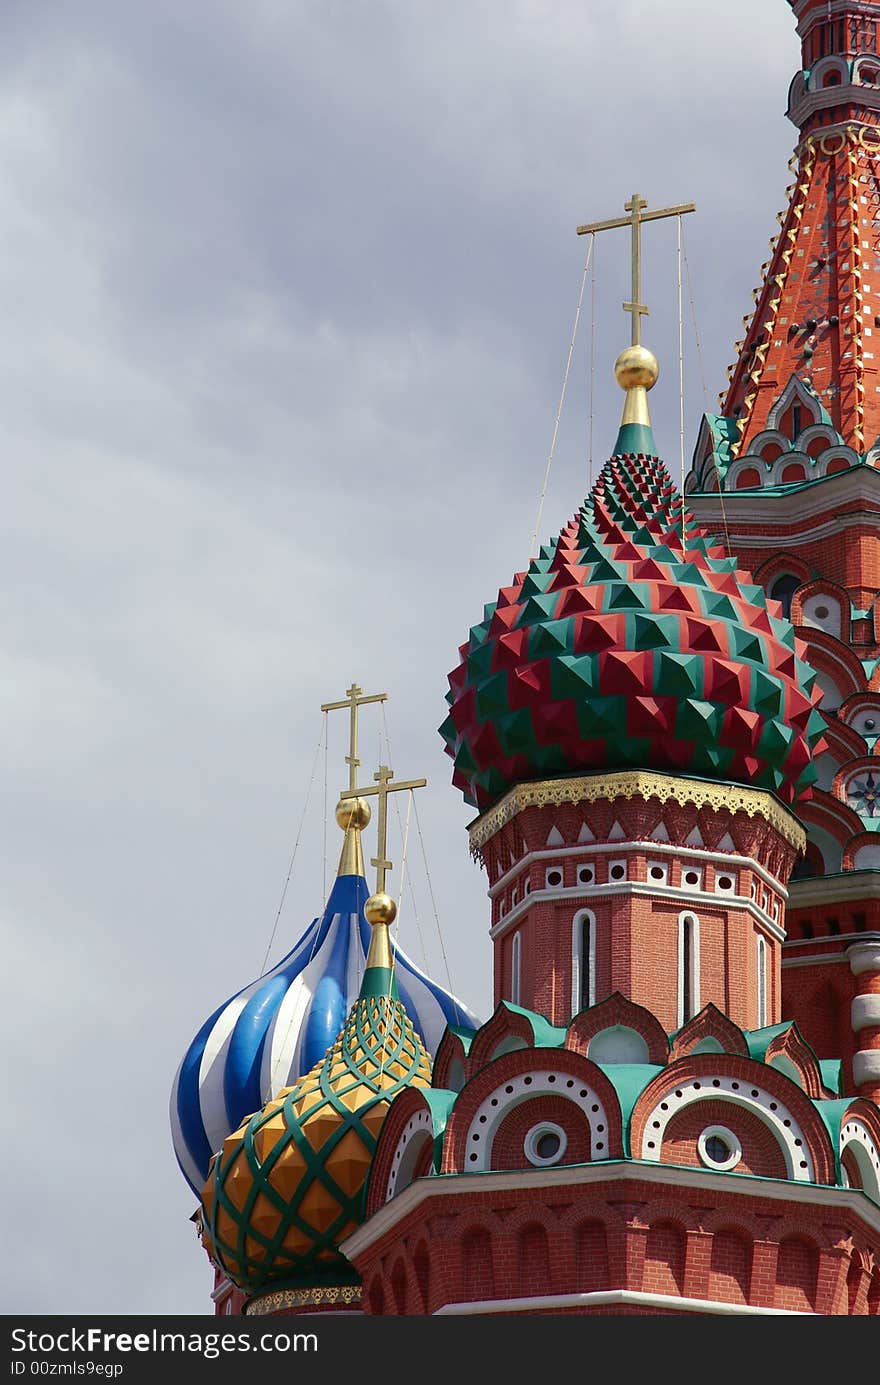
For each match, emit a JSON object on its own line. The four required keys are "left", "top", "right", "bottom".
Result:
{"left": 1, "top": 0, "right": 804, "bottom": 1311}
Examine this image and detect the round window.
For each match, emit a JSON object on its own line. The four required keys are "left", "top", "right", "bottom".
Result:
{"left": 547, "top": 869, "right": 563, "bottom": 888}
{"left": 814, "top": 604, "right": 829, "bottom": 620}
{"left": 524, "top": 1121, "right": 568, "bottom": 1168}
{"left": 610, "top": 864, "right": 625, "bottom": 881}
{"left": 697, "top": 1124, "right": 742, "bottom": 1172}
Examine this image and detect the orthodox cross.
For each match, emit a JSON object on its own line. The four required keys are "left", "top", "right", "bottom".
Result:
{"left": 341, "top": 764, "right": 427, "bottom": 894}
{"left": 577, "top": 193, "right": 695, "bottom": 346}
{"left": 320, "top": 682, "right": 388, "bottom": 792}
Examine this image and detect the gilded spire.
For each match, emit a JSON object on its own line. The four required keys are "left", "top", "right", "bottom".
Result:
{"left": 334, "top": 795, "right": 370, "bottom": 877}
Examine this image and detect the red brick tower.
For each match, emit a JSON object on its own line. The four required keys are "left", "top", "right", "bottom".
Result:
{"left": 687, "top": 0, "right": 880, "bottom": 1106}
{"left": 343, "top": 349, "right": 880, "bottom": 1314}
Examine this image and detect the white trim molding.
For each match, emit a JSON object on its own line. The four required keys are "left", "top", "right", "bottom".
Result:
{"left": 435, "top": 1289, "right": 812, "bottom": 1316}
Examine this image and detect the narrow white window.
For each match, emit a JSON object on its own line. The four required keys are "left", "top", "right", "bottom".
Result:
{"left": 511, "top": 930, "right": 521, "bottom": 1006}
{"left": 571, "top": 910, "right": 596, "bottom": 1015}
{"left": 677, "top": 912, "right": 700, "bottom": 1027}
{"left": 756, "top": 934, "right": 767, "bottom": 1027}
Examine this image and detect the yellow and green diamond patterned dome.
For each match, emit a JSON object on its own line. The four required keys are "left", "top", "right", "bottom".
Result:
{"left": 199, "top": 893, "right": 431, "bottom": 1293}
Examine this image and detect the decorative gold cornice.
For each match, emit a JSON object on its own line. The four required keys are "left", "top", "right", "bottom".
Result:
{"left": 466, "top": 771, "right": 806, "bottom": 854}
{"left": 244, "top": 1284, "right": 362, "bottom": 1315}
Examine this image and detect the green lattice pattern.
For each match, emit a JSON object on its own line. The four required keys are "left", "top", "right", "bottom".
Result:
{"left": 201, "top": 992, "right": 431, "bottom": 1292}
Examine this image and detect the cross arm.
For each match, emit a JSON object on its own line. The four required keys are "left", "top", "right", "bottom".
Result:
{"left": 576, "top": 202, "right": 696, "bottom": 236}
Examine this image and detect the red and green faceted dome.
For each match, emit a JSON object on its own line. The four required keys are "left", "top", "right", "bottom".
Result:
{"left": 440, "top": 451, "right": 825, "bottom": 812}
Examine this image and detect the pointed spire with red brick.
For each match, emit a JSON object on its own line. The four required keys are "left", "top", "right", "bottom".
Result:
{"left": 692, "top": 2, "right": 880, "bottom": 489}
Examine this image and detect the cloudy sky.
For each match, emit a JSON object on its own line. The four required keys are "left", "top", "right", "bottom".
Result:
{"left": 3, "top": 0, "right": 799, "bottom": 1314}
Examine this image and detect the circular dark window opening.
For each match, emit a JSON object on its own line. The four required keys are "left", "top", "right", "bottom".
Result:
{"left": 718, "top": 876, "right": 733, "bottom": 890}
{"left": 704, "top": 1134, "right": 730, "bottom": 1164}
{"left": 535, "top": 1131, "right": 561, "bottom": 1161}
{"left": 610, "top": 864, "right": 625, "bottom": 881}
{"left": 684, "top": 870, "right": 699, "bottom": 885}
{"left": 547, "top": 870, "right": 562, "bottom": 887}
{"left": 650, "top": 866, "right": 664, "bottom": 880}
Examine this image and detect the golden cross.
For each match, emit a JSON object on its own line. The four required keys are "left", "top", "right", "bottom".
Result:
{"left": 577, "top": 193, "right": 695, "bottom": 347}
{"left": 341, "top": 764, "right": 427, "bottom": 894}
{"left": 320, "top": 682, "right": 388, "bottom": 793}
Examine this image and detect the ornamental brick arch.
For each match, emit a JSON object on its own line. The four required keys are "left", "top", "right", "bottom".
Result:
{"left": 364, "top": 1087, "right": 441, "bottom": 1218}
{"left": 838, "top": 1099, "right": 880, "bottom": 1204}
{"left": 817, "top": 711, "right": 870, "bottom": 765}
{"left": 464, "top": 1002, "right": 559, "bottom": 1077}
{"left": 566, "top": 991, "right": 670, "bottom": 1064}
{"left": 764, "top": 1023, "right": 828, "bottom": 1098}
{"left": 753, "top": 550, "right": 813, "bottom": 592}
{"left": 664, "top": 1097, "right": 792, "bottom": 1180}
{"left": 439, "top": 1044, "right": 624, "bottom": 1174}
{"left": 669, "top": 1003, "right": 750, "bottom": 1061}
{"left": 790, "top": 576, "right": 851, "bottom": 634}
{"left": 431, "top": 1029, "right": 469, "bottom": 1092}
{"left": 630, "top": 1054, "right": 838, "bottom": 1186}
{"left": 487, "top": 1090, "right": 594, "bottom": 1172}
{"left": 793, "top": 629, "right": 865, "bottom": 709}
{"left": 795, "top": 791, "right": 861, "bottom": 868}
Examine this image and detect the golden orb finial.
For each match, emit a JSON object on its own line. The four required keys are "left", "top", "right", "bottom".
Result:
{"left": 614, "top": 344, "right": 660, "bottom": 392}
{"left": 364, "top": 891, "right": 397, "bottom": 927}
{"left": 335, "top": 796, "right": 371, "bottom": 832}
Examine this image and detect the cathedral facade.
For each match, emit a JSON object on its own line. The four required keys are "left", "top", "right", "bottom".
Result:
{"left": 171, "top": 0, "right": 880, "bottom": 1316}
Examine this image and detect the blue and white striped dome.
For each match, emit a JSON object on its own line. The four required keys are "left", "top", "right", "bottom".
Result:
{"left": 170, "top": 867, "right": 480, "bottom": 1196}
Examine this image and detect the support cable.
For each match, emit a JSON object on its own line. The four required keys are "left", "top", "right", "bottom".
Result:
{"left": 528, "top": 235, "right": 595, "bottom": 560}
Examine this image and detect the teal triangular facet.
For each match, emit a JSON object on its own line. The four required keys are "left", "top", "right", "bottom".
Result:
{"left": 528, "top": 618, "right": 575, "bottom": 658}
{"left": 608, "top": 583, "right": 649, "bottom": 611}
{"left": 549, "top": 653, "right": 599, "bottom": 701}
{"left": 474, "top": 671, "right": 510, "bottom": 719}
{"left": 631, "top": 612, "right": 679, "bottom": 650}
{"left": 752, "top": 669, "right": 783, "bottom": 718}
{"left": 518, "top": 593, "right": 559, "bottom": 624}
{"left": 676, "top": 698, "right": 722, "bottom": 741}
{"left": 496, "top": 707, "right": 535, "bottom": 754}
{"left": 577, "top": 695, "right": 626, "bottom": 739}
{"left": 466, "top": 642, "right": 494, "bottom": 681}
{"left": 657, "top": 651, "right": 702, "bottom": 697}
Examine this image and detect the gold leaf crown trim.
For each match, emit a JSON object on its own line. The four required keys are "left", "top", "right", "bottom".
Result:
{"left": 467, "top": 770, "right": 806, "bottom": 853}
{"left": 244, "top": 1284, "right": 362, "bottom": 1314}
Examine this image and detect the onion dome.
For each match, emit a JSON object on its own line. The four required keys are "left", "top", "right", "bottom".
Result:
{"left": 198, "top": 890, "right": 432, "bottom": 1293}
{"left": 440, "top": 347, "right": 825, "bottom": 812}
{"left": 171, "top": 797, "right": 479, "bottom": 1197}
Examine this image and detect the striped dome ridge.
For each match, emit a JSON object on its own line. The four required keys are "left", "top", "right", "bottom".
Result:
{"left": 440, "top": 450, "right": 825, "bottom": 812}
{"left": 170, "top": 867, "right": 480, "bottom": 1198}
{"left": 199, "top": 976, "right": 431, "bottom": 1292}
